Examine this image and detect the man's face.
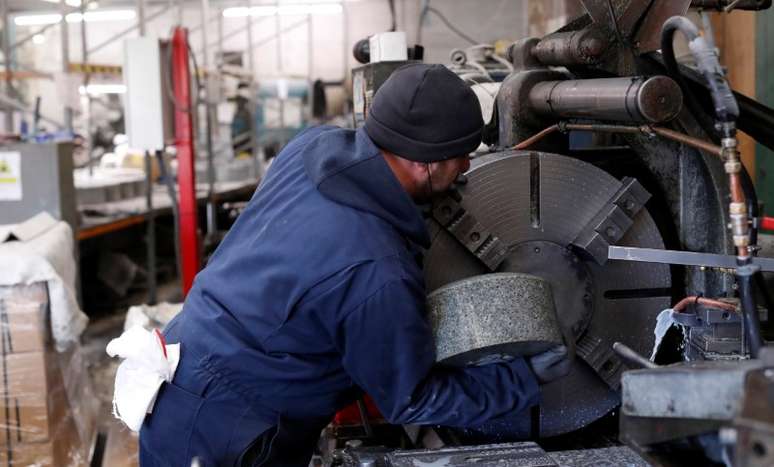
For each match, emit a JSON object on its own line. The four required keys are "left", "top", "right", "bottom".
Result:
{"left": 426, "top": 155, "right": 471, "bottom": 193}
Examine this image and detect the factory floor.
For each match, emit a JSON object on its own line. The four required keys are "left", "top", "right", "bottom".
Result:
{"left": 81, "top": 280, "right": 183, "bottom": 466}
{"left": 82, "top": 312, "right": 138, "bottom": 467}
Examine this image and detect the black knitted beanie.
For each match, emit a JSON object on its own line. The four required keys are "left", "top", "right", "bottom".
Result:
{"left": 364, "top": 63, "right": 483, "bottom": 162}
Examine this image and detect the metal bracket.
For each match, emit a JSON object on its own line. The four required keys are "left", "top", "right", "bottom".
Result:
{"left": 571, "top": 177, "right": 651, "bottom": 265}
{"left": 576, "top": 333, "right": 623, "bottom": 390}
{"left": 431, "top": 195, "right": 509, "bottom": 272}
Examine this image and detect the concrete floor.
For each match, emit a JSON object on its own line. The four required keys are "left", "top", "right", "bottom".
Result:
{"left": 80, "top": 280, "right": 183, "bottom": 466}
{"left": 82, "top": 311, "right": 139, "bottom": 466}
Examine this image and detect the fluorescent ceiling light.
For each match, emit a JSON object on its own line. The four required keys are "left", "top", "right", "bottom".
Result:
{"left": 79, "top": 84, "right": 126, "bottom": 95}
{"left": 68, "top": 9, "right": 136, "bottom": 22}
{"left": 279, "top": 4, "right": 342, "bottom": 14}
{"left": 14, "top": 14, "right": 62, "bottom": 26}
{"left": 223, "top": 3, "right": 342, "bottom": 17}
{"left": 14, "top": 9, "right": 135, "bottom": 26}
{"left": 40, "top": 0, "right": 82, "bottom": 6}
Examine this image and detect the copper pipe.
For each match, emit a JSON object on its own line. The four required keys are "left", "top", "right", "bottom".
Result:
{"left": 513, "top": 124, "right": 559, "bottom": 150}
{"left": 673, "top": 296, "right": 738, "bottom": 313}
{"left": 513, "top": 122, "right": 723, "bottom": 158}
{"left": 729, "top": 171, "right": 749, "bottom": 258}
{"left": 649, "top": 127, "right": 723, "bottom": 157}
{"left": 565, "top": 123, "right": 642, "bottom": 134}
{"left": 729, "top": 172, "right": 745, "bottom": 203}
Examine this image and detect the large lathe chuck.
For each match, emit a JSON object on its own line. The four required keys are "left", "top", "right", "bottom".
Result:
{"left": 424, "top": 150, "right": 672, "bottom": 438}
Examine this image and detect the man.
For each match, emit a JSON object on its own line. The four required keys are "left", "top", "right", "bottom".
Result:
{"left": 230, "top": 82, "right": 254, "bottom": 157}
{"left": 139, "top": 64, "right": 569, "bottom": 466}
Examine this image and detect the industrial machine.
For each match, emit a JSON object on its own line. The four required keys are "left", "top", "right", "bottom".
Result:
{"left": 254, "top": 78, "right": 311, "bottom": 160}
{"left": 336, "top": 0, "right": 774, "bottom": 465}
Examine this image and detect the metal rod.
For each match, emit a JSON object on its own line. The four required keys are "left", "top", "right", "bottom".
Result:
{"left": 12, "top": 21, "right": 59, "bottom": 50}
{"left": 246, "top": 0, "right": 255, "bottom": 76}
{"left": 217, "top": 7, "right": 224, "bottom": 69}
{"left": 156, "top": 150, "right": 182, "bottom": 283}
{"left": 60, "top": 0, "right": 72, "bottom": 132}
{"left": 190, "top": 16, "right": 270, "bottom": 59}
{"left": 137, "top": 0, "right": 147, "bottom": 36}
{"left": 307, "top": 14, "right": 313, "bottom": 80}
{"left": 201, "top": 0, "right": 217, "bottom": 241}
{"left": 137, "top": 0, "right": 156, "bottom": 305}
{"left": 608, "top": 245, "right": 774, "bottom": 272}
{"left": 0, "top": 92, "right": 63, "bottom": 128}
{"left": 275, "top": 1, "right": 282, "bottom": 74}
{"left": 188, "top": 7, "right": 220, "bottom": 33}
{"left": 356, "top": 398, "right": 374, "bottom": 438}
{"left": 251, "top": 18, "right": 309, "bottom": 49}
{"left": 80, "top": 1, "right": 92, "bottom": 173}
{"left": 2, "top": 0, "right": 13, "bottom": 132}
{"left": 87, "top": 4, "right": 172, "bottom": 56}
{"left": 144, "top": 150, "right": 157, "bottom": 305}
{"left": 342, "top": 1, "right": 349, "bottom": 82}
{"left": 612, "top": 342, "right": 658, "bottom": 369}
{"left": 528, "top": 77, "right": 683, "bottom": 124}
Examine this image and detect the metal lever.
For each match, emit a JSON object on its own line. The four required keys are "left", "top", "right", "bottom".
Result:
{"left": 613, "top": 342, "right": 659, "bottom": 369}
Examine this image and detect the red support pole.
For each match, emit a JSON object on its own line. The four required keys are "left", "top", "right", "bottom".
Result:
{"left": 172, "top": 27, "right": 200, "bottom": 295}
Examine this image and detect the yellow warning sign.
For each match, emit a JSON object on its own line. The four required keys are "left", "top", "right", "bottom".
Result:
{"left": 0, "top": 152, "right": 22, "bottom": 201}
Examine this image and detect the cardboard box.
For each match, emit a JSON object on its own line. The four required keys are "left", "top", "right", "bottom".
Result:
{"left": 0, "top": 350, "right": 89, "bottom": 466}
{"left": 0, "top": 351, "right": 52, "bottom": 445}
{"left": 0, "top": 408, "right": 86, "bottom": 466}
{"left": 0, "top": 283, "right": 95, "bottom": 466}
{"left": 57, "top": 348, "right": 98, "bottom": 452}
{"left": 0, "top": 283, "right": 50, "bottom": 354}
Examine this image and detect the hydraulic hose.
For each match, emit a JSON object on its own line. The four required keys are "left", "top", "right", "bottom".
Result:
{"left": 662, "top": 16, "right": 749, "bottom": 260}
{"left": 740, "top": 166, "right": 759, "bottom": 248}
{"left": 754, "top": 273, "right": 774, "bottom": 328}
{"left": 661, "top": 17, "right": 739, "bottom": 125}
{"left": 737, "top": 265, "right": 764, "bottom": 358}
{"left": 156, "top": 150, "right": 182, "bottom": 286}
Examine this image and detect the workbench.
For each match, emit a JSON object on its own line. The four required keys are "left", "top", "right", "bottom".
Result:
{"left": 77, "top": 180, "right": 257, "bottom": 241}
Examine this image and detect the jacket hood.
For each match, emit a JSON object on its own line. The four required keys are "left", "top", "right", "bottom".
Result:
{"left": 302, "top": 126, "right": 430, "bottom": 248}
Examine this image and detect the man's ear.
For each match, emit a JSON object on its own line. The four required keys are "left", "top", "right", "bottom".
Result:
{"left": 407, "top": 160, "right": 430, "bottom": 178}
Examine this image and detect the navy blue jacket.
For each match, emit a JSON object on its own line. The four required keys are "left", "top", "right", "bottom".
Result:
{"left": 139, "top": 126, "right": 539, "bottom": 466}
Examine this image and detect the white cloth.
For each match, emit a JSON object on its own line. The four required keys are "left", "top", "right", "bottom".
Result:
{"left": 0, "top": 214, "right": 89, "bottom": 351}
{"left": 651, "top": 308, "right": 680, "bottom": 361}
{"left": 106, "top": 326, "right": 181, "bottom": 432}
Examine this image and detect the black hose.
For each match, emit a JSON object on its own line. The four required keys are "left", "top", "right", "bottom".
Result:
{"left": 741, "top": 166, "right": 759, "bottom": 248}
{"left": 661, "top": 16, "right": 739, "bottom": 125}
{"left": 660, "top": 21, "right": 720, "bottom": 145}
{"left": 755, "top": 272, "right": 774, "bottom": 327}
{"left": 156, "top": 150, "right": 182, "bottom": 288}
{"left": 737, "top": 265, "right": 764, "bottom": 358}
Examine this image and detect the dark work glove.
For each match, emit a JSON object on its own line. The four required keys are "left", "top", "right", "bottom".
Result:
{"left": 527, "top": 345, "right": 571, "bottom": 384}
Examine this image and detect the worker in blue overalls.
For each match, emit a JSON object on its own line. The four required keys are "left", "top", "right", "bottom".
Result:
{"left": 138, "top": 63, "right": 570, "bottom": 466}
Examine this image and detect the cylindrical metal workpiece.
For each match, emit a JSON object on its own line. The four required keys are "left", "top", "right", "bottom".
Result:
{"left": 532, "top": 28, "right": 609, "bottom": 66}
{"left": 528, "top": 76, "right": 683, "bottom": 124}
{"left": 427, "top": 273, "right": 563, "bottom": 367}
{"left": 690, "top": 0, "right": 771, "bottom": 10}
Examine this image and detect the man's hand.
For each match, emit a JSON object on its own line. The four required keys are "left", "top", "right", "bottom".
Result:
{"left": 527, "top": 345, "right": 572, "bottom": 384}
